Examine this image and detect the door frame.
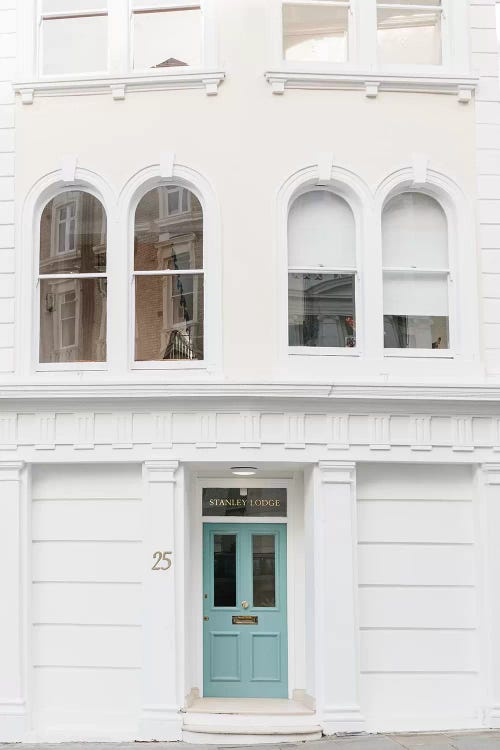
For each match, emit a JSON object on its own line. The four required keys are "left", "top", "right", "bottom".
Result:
{"left": 187, "top": 474, "right": 304, "bottom": 701}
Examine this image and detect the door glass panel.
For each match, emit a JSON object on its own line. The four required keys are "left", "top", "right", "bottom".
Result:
{"left": 253, "top": 535, "right": 276, "bottom": 607}
{"left": 213, "top": 534, "right": 236, "bottom": 607}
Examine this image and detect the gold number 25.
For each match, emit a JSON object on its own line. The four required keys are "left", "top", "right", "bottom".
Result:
{"left": 152, "top": 551, "right": 172, "bottom": 571}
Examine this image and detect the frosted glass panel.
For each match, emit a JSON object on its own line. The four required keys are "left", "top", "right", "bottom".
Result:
{"left": 283, "top": 3, "right": 348, "bottom": 63}
{"left": 383, "top": 272, "right": 448, "bottom": 316}
{"left": 43, "top": 0, "right": 107, "bottom": 11}
{"left": 378, "top": 8, "right": 441, "bottom": 65}
{"left": 42, "top": 15, "right": 108, "bottom": 74}
{"left": 133, "top": 8, "right": 202, "bottom": 69}
{"left": 288, "top": 191, "right": 355, "bottom": 268}
{"left": 382, "top": 193, "right": 448, "bottom": 268}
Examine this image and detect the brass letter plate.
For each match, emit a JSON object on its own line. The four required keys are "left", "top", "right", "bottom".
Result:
{"left": 232, "top": 615, "right": 258, "bottom": 625}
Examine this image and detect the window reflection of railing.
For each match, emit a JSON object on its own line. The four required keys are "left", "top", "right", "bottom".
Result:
{"left": 163, "top": 327, "right": 197, "bottom": 360}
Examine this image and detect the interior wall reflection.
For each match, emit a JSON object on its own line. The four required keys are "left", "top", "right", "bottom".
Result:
{"left": 134, "top": 185, "right": 204, "bottom": 361}
{"left": 39, "top": 191, "right": 107, "bottom": 364}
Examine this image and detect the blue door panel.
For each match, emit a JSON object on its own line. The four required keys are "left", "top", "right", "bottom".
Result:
{"left": 203, "top": 523, "right": 288, "bottom": 698}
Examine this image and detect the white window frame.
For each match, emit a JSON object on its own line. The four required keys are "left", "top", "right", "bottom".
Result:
{"left": 129, "top": 1, "right": 203, "bottom": 73}
{"left": 37, "top": 1, "right": 110, "bottom": 78}
{"left": 36, "top": 188, "right": 108, "bottom": 371}
{"left": 131, "top": 182, "right": 206, "bottom": 368}
{"left": 381, "top": 189, "right": 455, "bottom": 359}
{"left": 281, "top": 0, "right": 355, "bottom": 68}
{"left": 15, "top": 0, "right": 223, "bottom": 101}
{"left": 375, "top": 0, "right": 448, "bottom": 71}
{"left": 265, "top": 0, "right": 475, "bottom": 99}
{"left": 286, "top": 185, "right": 361, "bottom": 358}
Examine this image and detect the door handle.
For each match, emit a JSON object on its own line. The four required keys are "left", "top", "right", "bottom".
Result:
{"left": 241, "top": 600, "right": 249, "bottom": 609}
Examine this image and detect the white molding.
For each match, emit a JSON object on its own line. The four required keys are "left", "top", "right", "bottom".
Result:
{"left": 265, "top": 71, "right": 478, "bottom": 100}
{"left": 13, "top": 71, "right": 225, "bottom": 102}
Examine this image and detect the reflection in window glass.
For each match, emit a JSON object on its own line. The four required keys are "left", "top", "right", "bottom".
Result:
{"left": 43, "top": 0, "right": 107, "bottom": 11}
{"left": 134, "top": 186, "right": 204, "bottom": 361}
{"left": 133, "top": 8, "right": 202, "bottom": 69}
{"left": 283, "top": 2, "right": 348, "bottom": 63}
{"left": 39, "top": 192, "right": 107, "bottom": 364}
{"left": 289, "top": 273, "right": 356, "bottom": 348}
{"left": 39, "top": 278, "right": 107, "bottom": 362}
{"left": 253, "top": 535, "right": 276, "bottom": 608}
{"left": 377, "top": 5, "right": 442, "bottom": 65}
{"left": 42, "top": 15, "right": 108, "bottom": 75}
{"left": 214, "top": 535, "right": 236, "bottom": 607}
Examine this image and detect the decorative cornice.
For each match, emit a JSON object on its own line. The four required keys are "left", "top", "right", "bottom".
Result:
{"left": 13, "top": 70, "right": 226, "bottom": 103}
{"left": 2, "top": 381, "right": 500, "bottom": 403}
{"left": 265, "top": 70, "right": 478, "bottom": 101}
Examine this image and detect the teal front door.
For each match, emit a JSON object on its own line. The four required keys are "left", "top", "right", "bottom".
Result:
{"left": 203, "top": 523, "right": 288, "bottom": 698}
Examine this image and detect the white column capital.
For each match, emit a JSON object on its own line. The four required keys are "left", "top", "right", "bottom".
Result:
{"left": 143, "top": 460, "right": 179, "bottom": 483}
{"left": 480, "top": 463, "right": 500, "bottom": 485}
{"left": 318, "top": 460, "right": 356, "bottom": 484}
{"left": 0, "top": 461, "right": 25, "bottom": 481}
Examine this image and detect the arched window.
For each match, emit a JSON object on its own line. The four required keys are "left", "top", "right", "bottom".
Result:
{"left": 39, "top": 191, "right": 107, "bottom": 363}
{"left": 134, "top": 185, "right": 204, "bottom": 361}
{"left": 288, "top": 189, "right": 356, "bottom": 349}
{"left": 382, "top": 192, "right": 449, "bottom": 350}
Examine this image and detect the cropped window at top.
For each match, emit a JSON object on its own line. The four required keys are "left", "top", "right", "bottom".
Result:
{"left": 382, "top": 192, "right": 449, "bottom": 350}
{"left": 41, "top": 1, "right": 108, "bottom": 75}
{"left": 39, "top": 192, "right": 107, "bottom": 364}
{"left": 283, "top": 1, "right": 349, "bottom": 63}
{"left": 288, "top": 190, "right": 356, "bottom": 349}
{"left": 377, "top": 0, "right": 442, "bottom": 66}
{"left": 134, "top": 185, "right": 204, "bottom": 362}
{"left": 132, "top": 1, "right": 202, "bottom": 70}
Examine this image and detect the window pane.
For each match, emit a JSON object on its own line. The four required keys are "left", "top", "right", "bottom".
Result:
{"left": 39, "top": 278, "right": 107, "bottom": 363}
{"left": 135, "top": 273, "right": 204, "bottom": 361}
{"left": 253, "top": 535, "right": 276, "bottom": 608}
{"left": 382, "top": 193, "right": 448, "bottom": 269}
{"left": 42, "top": 15, "right": 108, "bottom": 74}
{"left": 43, "top": 1, "right": 107, "bottom": 11}
{"left": 133, "top": 8, "right": 202, "bottom": 69}
{"left": 214, "top": 534, "right": 236, "bottom": 608}
{"left": 379, "top": 0, "right": 440, "bottom": 5}
{"left": 283, "top": 2, "right": 348, "bottom": 63}
{"left": 40, "top": 192, "right": 107, "bottom": 274}
{"left": 377, "top": 8, "right": 441, "bottom": 65}
{"left": 383, "top": 272, "right": 448, "bottom": 315}
{"left": 135, "top": 186, "right": 203, "bottom": 271}
{"left": 384, "top": 315, "right": 449, "bottom": 349}
{"left": 288, "top": 272, "right": 356, "bottom": 348}
{"left": 288, "top": 191, "right": 355, "bottom": 268}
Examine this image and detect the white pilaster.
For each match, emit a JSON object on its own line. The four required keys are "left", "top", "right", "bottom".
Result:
{"left": 314, "top": 461, "right": 364, "bottom": 734}
{"left": 477, "top": 463, "right": 500, "bottom": 727}
{"left": 0, "top": 462, "right": 28, "bottom": 741}
{"left": 140, "top": 461, "right": 183, "bottom": 740}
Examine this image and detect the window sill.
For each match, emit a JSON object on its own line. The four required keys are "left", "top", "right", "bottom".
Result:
{"left": 131, "top": 360, "right": 208, "bottom": 370}
{"left": 289, "top": 347, "right": 360, "bottom": 357}
{"left": 14, "top": 69, "right": 226, "bottom": 104}
{"left": 264, "top": 69, "right": 478, "bottom": 102}
{"left": 384, "top": 349, "right": 454, "bottom": 358}
{"left": 36, "top": 362, "right": 108, "bottom": 372}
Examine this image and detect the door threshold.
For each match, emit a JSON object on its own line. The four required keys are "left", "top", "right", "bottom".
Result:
{"left": 184, "top": 697, "right": 315, "bottom": 715}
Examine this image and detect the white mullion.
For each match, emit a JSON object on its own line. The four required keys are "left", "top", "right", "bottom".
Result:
{"left": 288, "top": 267, "right": 356, "bottom": 274}
{"left": 132, "top": 3, "right": 200, "bottom": 13}
{"left": 39, "top": 273, "right": 108, "bottom": 280}
{"left": 382, "top": 267, "right": 449, "bottom": 274}
{"left": 133, "top": 269, "right": 204, "bottom": 276}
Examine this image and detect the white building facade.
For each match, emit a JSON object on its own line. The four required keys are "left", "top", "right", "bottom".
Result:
{"left": 1, "top": 0, "right": 500, "bottom": 743}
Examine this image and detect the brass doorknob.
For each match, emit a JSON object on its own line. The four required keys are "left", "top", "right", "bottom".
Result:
{"left": 241, "top": 600, "right": 249, "bottom": 609}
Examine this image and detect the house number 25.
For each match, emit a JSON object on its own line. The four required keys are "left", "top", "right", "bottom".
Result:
{"left": 152, "top": 551, "right": 172, "bottom": 571}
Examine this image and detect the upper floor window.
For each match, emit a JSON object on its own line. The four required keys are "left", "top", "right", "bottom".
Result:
{"left": 40, "top": 1, "right": 109, "bottom": 75}
{"left": 376, "top": 0, "right": 443, "bottom": 66}
{"left": 132, "top": 1, "right": 202, "bottom": 70}
{"left": 39, "top": 191, "right": 107, "bottom": 363}
{"left": 382, "top": 192, "right": 449, "bottom": 350}
{"left": 282, "top": 1, "right": 350, "bottom": 64}
{"left": 134, "top": 185, "right": 204, "bottom": 362}
{"left": 288, "top": 190, "right": 357, "bottom": 349}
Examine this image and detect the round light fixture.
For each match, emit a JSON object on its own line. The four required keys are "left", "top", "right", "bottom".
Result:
{"left": 230, "top": 466, "right": 258, "bottom": 476}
